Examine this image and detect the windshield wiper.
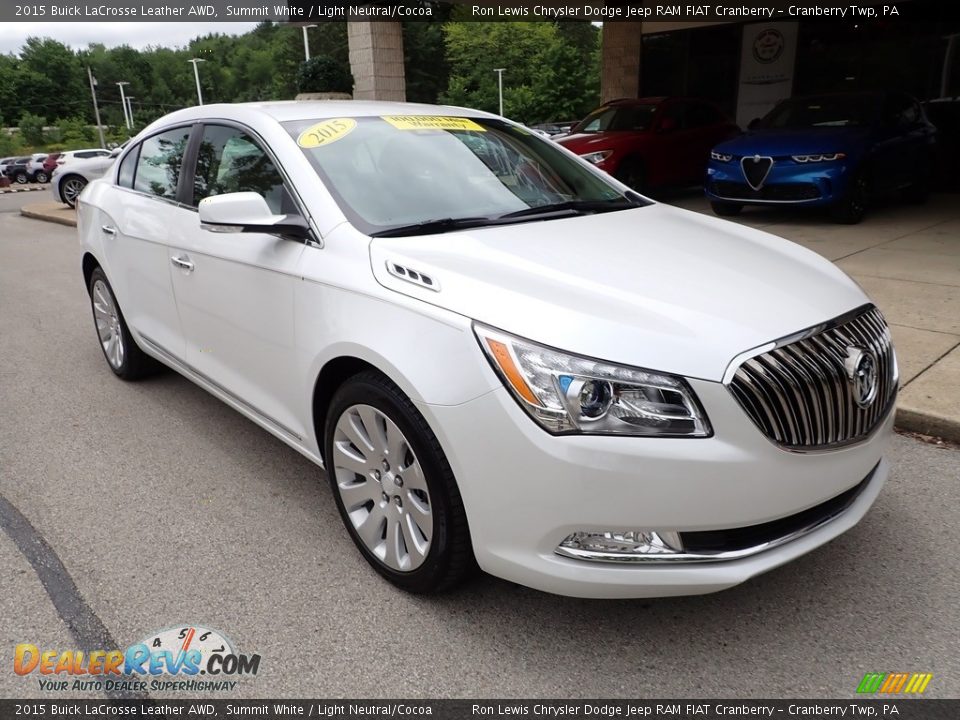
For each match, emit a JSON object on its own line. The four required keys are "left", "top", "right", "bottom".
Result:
{"left": 497, "top": 196, "right": 647, "bottom": 220}
{"left": 370, "top": 216, "right": 497, "bottom": 238}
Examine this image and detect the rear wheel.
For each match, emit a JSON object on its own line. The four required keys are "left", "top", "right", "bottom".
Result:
{"left": 61, "top": 175, "right": 86, "bottom": 208}
{"left": 88, "top": 267, "right": 158, "bottom": 380}
{"left": 710, "top": 201, "right": 743, "bottom": 217}
{"left": 33, "top": 170, "right": 49, "bottom": 184}
{"left": 324, "top": 370, "right": 474, "bottom": 594}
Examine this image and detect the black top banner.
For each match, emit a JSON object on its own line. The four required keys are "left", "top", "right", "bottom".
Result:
{"left": 1, "top": 700, "right": 958, "bottom": 720}
{"left": 5, "top": 0, "right": 960, "bottom": 23}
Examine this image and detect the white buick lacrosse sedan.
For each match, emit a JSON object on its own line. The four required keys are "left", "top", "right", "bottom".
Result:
{"left": 78, "top": 101, "right": 896, "bottom": 598}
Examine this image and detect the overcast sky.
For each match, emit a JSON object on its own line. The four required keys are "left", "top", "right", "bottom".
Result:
{"left": 0, "top": 22, "right": 260, "bottom": 55}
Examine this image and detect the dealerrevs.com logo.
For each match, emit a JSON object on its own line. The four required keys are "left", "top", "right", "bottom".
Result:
{"left": 14, "top": 625, "right": 260, "bottom": 693}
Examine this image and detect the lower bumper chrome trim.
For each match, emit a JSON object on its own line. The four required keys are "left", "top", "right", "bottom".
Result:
{"left": 554, "top": 463, "right": 877, "bottom": 564}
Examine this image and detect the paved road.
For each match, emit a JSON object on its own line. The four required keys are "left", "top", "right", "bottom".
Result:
{"left": 2, "top": 199, "right": 959, "bottom": 699}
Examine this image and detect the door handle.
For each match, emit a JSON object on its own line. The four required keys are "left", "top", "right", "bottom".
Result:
{"left": 170, "top": 255, "right": 195, "bottom": 272}
{"left": 101, "top": 225, "right": 116, "bottom": 235}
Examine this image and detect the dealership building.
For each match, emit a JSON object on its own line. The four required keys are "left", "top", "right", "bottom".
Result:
{"left": 318, "top": 0, "right": 958, "bottom": 126}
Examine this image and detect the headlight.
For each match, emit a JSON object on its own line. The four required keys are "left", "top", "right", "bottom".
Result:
{"left": 474, "top": 324, "right": 711, "bottom": 437}
{"left": 710, "top": 151, "right": 733, "bottom": 162}
{"left": 792, "top": 152, "right": 846, "bottom": 163}
{"left": 580, "top": 150, "right": 612, "bottom": 164}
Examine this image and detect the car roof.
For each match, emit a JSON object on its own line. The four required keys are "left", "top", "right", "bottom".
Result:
{"left": 141, "top": 100, "right": 500, "bottom": 136}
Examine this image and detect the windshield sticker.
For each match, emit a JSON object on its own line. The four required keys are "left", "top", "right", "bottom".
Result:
{"left": 297, "top": 118, "right": 357, "bottom": 148}
{"left": 382, "top": 115, "right": 486, "bottom": 132}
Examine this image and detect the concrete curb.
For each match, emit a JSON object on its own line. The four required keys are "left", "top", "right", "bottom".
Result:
{"left": 895, "top": 407, "right": 960, "bottom": 445}
{"left": 20, "top": 206, "right": 77, "bottom": 228}
{"left": 0, "top": 184, "right": 50, "bottom": 194}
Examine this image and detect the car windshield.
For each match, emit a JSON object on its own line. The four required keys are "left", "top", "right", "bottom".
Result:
{"left": 573, "top": 104, "right": 658, "bottom": 133}
{"left": 285, "top": 115, "right": 644, "bottom": 235}
{"left": 760, "top": 95, "right": 877, "bottom": 129}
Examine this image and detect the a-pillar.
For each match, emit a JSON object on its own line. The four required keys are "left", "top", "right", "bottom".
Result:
{"left": 601, "top": 22, "right": 643, "bottom": 103}
{"left": 347, "top": 21, "right": 407, "bottom": 101}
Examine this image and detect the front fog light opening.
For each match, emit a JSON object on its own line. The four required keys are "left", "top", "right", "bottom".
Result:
{"left": 557, "top": 530, "right": 684, "bottom": 561}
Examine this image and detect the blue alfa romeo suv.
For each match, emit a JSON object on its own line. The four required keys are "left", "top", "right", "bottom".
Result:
{"left": 706, "top": 91, "right": 937, "bottom": 223}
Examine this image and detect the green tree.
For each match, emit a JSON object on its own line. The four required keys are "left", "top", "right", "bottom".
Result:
{"left": 440, "top": 22, "right": 599, "bottom": 124}
{"left": 296, "top": 56, "right": 353, "bottom": 94}
{"left": 19, "top": 111, "right": 47, "bottom": 146}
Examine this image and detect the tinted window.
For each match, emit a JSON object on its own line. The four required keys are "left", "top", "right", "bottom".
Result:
{"left": 117, "top": 145, "right": 139, "bottom": 189}
{"left": 192, "top": 125, "right": 287, "bottom": 213}
{"left": 687, "top": 102, "right": 722, "bottom": 128}
{"left": 76, "top": 151, "right": 97, "bottom": 159}
{"left": 134, "top": 127, "right": 191, "bottom": 200}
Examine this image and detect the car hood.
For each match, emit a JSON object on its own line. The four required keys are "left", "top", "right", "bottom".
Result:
{"left": 369, "top": 204, "right": 868, "bottom": 382}
{"left": 716, "top": 127, "right": 869, "bottom": 156}
{"left": 558, "top": 132, "right": 646, "bottom": 152}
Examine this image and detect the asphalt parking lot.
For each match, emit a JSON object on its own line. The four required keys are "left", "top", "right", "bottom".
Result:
{"left": 1, "top": 196, "right": 959, "bottom": 699}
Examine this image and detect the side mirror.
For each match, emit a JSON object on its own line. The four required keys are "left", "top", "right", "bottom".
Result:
{"left": 747, "top": 118, "right": 761, "bottom": 131}
{"left": 198, "top": 192, "right": 310, "bottom": 240}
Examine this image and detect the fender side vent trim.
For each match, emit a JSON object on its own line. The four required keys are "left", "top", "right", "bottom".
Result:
{"left": 386, "top": 260, "right": 440, "bottom": 292}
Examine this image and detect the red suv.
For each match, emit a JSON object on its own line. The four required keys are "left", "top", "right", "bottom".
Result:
{"left": 558, "top": 97, "right": 739, "bottom": 192}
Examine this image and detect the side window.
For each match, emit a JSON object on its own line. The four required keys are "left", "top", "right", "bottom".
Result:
{"left": 117, "top": 145, "right": 139, "bottom": 189}
{"left": 134, "top": 127, "right": 191, "bottom": 200}
{"left": 76, "top": 151, "right": 94, "bottom": 159}
{"left": 192, "top": 125, "right": 287, "bottom": 213}
{"left": 658, "top": 103, "right": 688, "bottom": 131}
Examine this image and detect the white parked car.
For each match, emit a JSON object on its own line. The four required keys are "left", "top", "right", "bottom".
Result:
{"left": 77, "top": 102, "right": 897, "bottom": 598}
{"left": 52, "top": 147, "right": 120, "bottom": 207}
{"left": 25, "top": 153, "right": 49, "bottom": 182}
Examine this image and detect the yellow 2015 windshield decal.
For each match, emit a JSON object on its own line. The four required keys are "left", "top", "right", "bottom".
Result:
{"left": 297, "top": 118, "right": 357, "bottom": 148}
{"left": 382, "top": 115, "right": 486, "bottom": 132}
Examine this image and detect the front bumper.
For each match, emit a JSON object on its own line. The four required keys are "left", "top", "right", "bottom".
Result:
{"left": 706, "top": 158, "right": 852, "bottom": 207}
{"left": 420, "top": 378, "right": 892, "bottom": 599}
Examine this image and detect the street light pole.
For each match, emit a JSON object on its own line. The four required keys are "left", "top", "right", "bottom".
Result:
{"left": 116, "top": 81, "right": 131, "bottom": 130}
{"left": 302, "top": 24, "right": 317, "bottom": 61}
{"left": 188, "top": 58, "right": 205, "bottom": 106}
{"left": 87, "top": 67, "right": 106, "bottom": 148}
{"left": 494, "top": 68, "right": 505, "bottom": 117}
{"left": 126, "top": 96, "right": 135, "bottom": 126}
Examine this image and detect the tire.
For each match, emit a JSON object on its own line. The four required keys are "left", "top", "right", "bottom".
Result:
{"left": 87, "top": 267, "right": 158, "bottom": 381}
{"left": 13, "top": 171, "right": 28, "bottom": 185}
{"left": 710, "top": 201, "right": 743, "bottom": 217}
{"left": 60, "top": 175, "right": 87, "bottom": 208}
{"left": 830, "top": 170, "right": 869, "bottom": 224}
{"left": 324, "top": 370, "right": 474, "bottom": 594}
{"left": 615, "top": 157, "right": 646, "bottom": 193}
{"left": 34, "top": 170, "right": 49, "bottom": 184}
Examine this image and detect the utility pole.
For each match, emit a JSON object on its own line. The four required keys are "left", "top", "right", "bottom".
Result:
{"left": 87, "top": 67, "right": 106, "bottom": 148}
{"left": 116, "top": 81, "right": 131, "bottom": 130}
{"left": 494, "top": 68, "right": 506, "bottom": 116}
{"left": 302, "top": 24, "right": 317, "bottom": 61}
{"left": 126, "top": 96, "right": 135, "bottom": 126}
{"left": 188, "top": 58, "right": 205, "bottom": 105}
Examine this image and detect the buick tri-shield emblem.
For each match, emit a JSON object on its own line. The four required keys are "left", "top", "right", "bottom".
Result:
{"left": 844, "top": 345, "right": 879, "bottom": 409}
{"left": 741, "top": 155, "right": 774, "bottom": 190}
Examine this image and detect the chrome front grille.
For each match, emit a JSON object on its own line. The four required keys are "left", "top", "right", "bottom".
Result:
{"left": 729, "top": 306, "right": 897, "bottom": 450}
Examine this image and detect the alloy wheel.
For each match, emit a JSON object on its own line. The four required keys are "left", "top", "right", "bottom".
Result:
{"left": 332, "top": 404, "right": 433, "bottom": 572}
{"left": 62, "top": 178, "right": 85, "bottom": 205}
{"left": 91, "top": 279, "right": 125, "bottom": 370}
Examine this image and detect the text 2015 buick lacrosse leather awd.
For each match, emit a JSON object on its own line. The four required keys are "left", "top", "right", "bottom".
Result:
{"left": 78, "top": 102, "right": 896, "bottom": 598}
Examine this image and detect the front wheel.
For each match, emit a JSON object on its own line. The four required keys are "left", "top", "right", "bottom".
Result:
{"left": 710, "top": 201, "right": 743, "bottom": 217}
{"left": 615, "top": 157, "right": 646, "bottom": 193}
{"left": 324, "top": 370, "right": 474, "bottom": 594}
{"left": 830, "top": 171, "right": 869, "bottom": 224}
{"left": 13, "top": 171, "right": 28, "bottom": 184}
{"left": 88, "top": 267, "right": 158, "bottom": 380}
